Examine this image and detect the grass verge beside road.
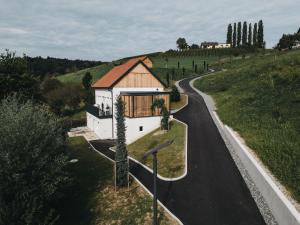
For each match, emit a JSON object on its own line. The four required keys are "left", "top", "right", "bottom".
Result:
{"left": 57, "top": 136, "right": 178, "bottom": 225}
{"left": 170, "top": 95, "right": 187, "bottom": 111}
{"left": 128, "top": 120, "right": 186, "bottom": 178}
{"left": 194, "top": 49, "right": 300, "bottom": 203}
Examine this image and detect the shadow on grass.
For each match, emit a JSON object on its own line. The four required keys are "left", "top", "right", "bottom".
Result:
{"left": 55, "top": 136, "right": 113, "bottom": 225}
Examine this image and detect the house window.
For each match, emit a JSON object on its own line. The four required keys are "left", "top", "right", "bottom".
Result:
{"left": 139, "top": 126, "right": 143, "bottom": 131}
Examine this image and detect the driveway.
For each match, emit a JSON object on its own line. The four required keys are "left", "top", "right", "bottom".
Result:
{"left": 90, "top": 77, "right": 266, "bottom": 225}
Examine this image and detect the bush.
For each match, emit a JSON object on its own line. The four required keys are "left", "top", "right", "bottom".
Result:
{"left": 41, "top": 78, "right": 63, "bottom": 94}
{"left": 45, "top": 83, "right": 84, "bottom": 115}
{"left": 0, "top": 95, "right": 70, "bottom": 225}
{"left": 171, "top": 85, "right": 181, "bottom": 102}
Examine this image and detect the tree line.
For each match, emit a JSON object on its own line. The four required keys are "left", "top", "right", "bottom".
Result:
{"left": 275, "top": 27, "right": 300, "bottom": 50}
{"left": 226, "top": 20, "right": 265, "bottom": 48}
{"left": 25, "top": 55, "right": 102, "bottom": 79}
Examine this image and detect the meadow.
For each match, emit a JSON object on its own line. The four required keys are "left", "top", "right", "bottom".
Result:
{"left": 195, "top": 49, "right": 300, "bottom": 203}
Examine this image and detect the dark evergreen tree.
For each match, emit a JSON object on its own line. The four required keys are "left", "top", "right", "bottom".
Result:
{"left": 248, "top": 23, "right": 252, "bottom": 46}
{"left": 166, "top": 72, "right": 170, "bottom": 87}
{"left": 82, "top": 71, "right": 92, "bottom": 90}
{"left": 237, "top": 22, "right": 242, "bottom": 46}
{"left": 192, "top": 60, "right": 195, "bottom": 68}
{"left": 177, "top": 61, "right": 180, "bottom": 69}
{"left": 182, "top": 67, "right": 185, "bottom": 76}
{"left": 242, "top": 21, "right": 247, "bottom": 46}
{"left": 195, "top": 64, "right": 198, "bottom": 73}
{"left": 226, "top": 24, "right": 233, "bottom": 45}
{"left": 114, "top": 96, "right": 128, "bottom": 187}
{"left": 233, "top": 23, "right": 237, "bottom": 48}
{"left": 253, "top": 23, "right": 258, "bottom": 47}
{"left": 171, "top": 85, "right": 180, "bottom": 102}
{"left": 258, "top": 20, "right": 264, "bottom": 48}
{"left": 298, "top": 27, "right": 300, "bottom": 33}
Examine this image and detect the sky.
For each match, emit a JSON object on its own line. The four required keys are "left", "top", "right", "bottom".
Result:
{"left": 0, "top": 0, "right": 299, "bottom": 61}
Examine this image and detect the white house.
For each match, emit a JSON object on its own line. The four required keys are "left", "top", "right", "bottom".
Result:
{"left": 86, "top": 56, "right": 170, "bottom": 144}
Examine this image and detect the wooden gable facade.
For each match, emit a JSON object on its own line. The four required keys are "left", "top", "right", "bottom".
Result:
{"left": 114, "top": 63, "right": 163, "bottom": 88}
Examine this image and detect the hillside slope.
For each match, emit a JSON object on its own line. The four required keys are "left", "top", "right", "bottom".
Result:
{"left": 57, "top": 63, "right": 114, "bottom": 83}
{"left": 195, "top": 49, "right": 300, "bottom": 203}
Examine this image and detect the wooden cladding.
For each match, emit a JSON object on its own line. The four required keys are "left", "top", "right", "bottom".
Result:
{"left": 115, "top": 64, "right": 163, "bottom": 88}
{"left": 121, "top": 94, "right": 169, "bottom": 118}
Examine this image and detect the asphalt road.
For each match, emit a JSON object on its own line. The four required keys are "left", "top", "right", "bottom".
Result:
{"left": 90, "top": 77, "right": 266, "bottom": 225}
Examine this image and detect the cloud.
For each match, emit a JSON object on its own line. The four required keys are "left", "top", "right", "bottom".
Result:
{"left": 0, "top": 0, "right": 299, "bottom": 61}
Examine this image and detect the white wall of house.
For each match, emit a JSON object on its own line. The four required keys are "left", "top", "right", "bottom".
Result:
{"left": 124, "top": 116, "right": 161, "bottom": 144}
{"left": 95, "top": 89, "right": 113, "bottom": 112}
{"left": 86, "top": 112, "right": 113, "bottom": 139}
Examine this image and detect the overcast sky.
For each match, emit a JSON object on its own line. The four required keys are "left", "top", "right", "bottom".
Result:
{"left": 0, "top": 0, "right": 299, "bottom": 61}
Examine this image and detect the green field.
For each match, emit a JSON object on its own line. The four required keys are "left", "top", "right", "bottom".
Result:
{"left": 57, "top": 136, "right": 177, "bottom": 225}
{"left": 194, "top": 49, "right": 300, "bottom": 203}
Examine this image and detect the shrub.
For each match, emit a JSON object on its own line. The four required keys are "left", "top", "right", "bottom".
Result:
{"left": 171, "top": 85, "right": 181, "bottom": 102}
{"left": 0, "top": 95, "right": 70, "bottom": 225}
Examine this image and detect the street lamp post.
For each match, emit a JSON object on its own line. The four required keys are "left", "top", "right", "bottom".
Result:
{"left": 143, "top": 140, "right": 173, "bottom": 225}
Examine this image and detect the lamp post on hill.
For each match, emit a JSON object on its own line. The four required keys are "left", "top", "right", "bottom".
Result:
{"left": 143, "top": 140, "right": 174, "bottom": 225}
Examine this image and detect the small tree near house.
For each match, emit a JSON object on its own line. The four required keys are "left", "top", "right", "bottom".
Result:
{"left": 171, "top": 85, "right": 180, "bottom": 102}
{"left": 114, "top": 96, "right": 128, "bottom": 188}
{"left": 151, "top": 98, "right": 169, "bottom": 130}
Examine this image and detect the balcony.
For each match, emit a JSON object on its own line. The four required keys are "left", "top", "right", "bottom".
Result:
{"left": 86, "top": 105, "right": 113, "bottom": 119}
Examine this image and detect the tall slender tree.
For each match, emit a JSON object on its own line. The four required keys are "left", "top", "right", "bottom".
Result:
{"left": 253, "top": 23, "right": 258, "bottom": 47}
{"left": 248, "top": 23, "right": 252, "bottom": 46}
{"left": 233, "top": 23, "right": 237, "bottom": 48}
{"left": 242, "top": 21, "right": 247, "bottom": 46}
{"left": 115, "top": 96, "right": 128, "bottom": 187}
{"left": 226, "top": 24, "right": 233, "bottom": 45}
{"left": 257, "top": 20, "right": 264, "bottom": 48}
{"left": 237, "top": 22, "right": 242, "bottom": 46}
{"left": 298, "top": 27, "right": 300, "bottom": 33}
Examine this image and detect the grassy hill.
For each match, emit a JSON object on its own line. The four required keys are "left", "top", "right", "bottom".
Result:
{"left": 57, "top": 63, "right": 114, "bottom": 83}
{"left": 56, "top": 51, "right": 227, "bottom": 84}
{"left": 194, "top": 49, "right": 300, "bottom": 203}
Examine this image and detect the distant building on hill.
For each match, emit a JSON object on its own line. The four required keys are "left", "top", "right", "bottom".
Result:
{"left": 200, "top": 42, "right": 231, "bottom": 49}
{"left": 292, "top": 40, "right": 300, "bottom": 49}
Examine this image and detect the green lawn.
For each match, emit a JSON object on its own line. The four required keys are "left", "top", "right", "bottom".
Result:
{"left": 194, "top": 49, "right": 300, "bottom": 203}
{"left": 128, "top": 120, "right": 186, "bottom": 178}
{"left": 170, "top": 95, "right": 187, "bottom": 111}
{"left": 56, "top": 136, "right": 178, "bottom": 225}
{"left": 57, "top": 63, "right": 114, "bottom": 84}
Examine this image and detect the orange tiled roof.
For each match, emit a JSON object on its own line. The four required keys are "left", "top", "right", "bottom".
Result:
{"left": 92, "top": 58, "right": 141, "bottom": 88}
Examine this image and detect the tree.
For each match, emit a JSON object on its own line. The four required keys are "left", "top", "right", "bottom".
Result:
{"left": 166, "top": 72, "right": 170, "bottom": 87}
{"left": 253, "top": 23, "right": 258, "bottom": 47}
{"left": 0, "top": 49, "right": 40, "bottom": 101}
{"left": 233, "top": 23, "right": 237, "bottom": 48}
{"left": 82, "top": 72, "right": 92, "bottom": 90}
{"left": 242, "top": 21, "right": 247, "bottom": 46}
{"left": 176, "top": 38, "right": 188, "bottom": 50}
{"left": 151, "top": 98, "right": 169, "bottom": 130}
{"left": 171, "top": 85, "right": 180, "bottom": 102}
{"left": 41, "top": 78, "right": 63, "bottom": 94}
{"left": 114, "top": 96, "right": 128, "bottom": 187}
{"left": 298, "top": 27, "right": 300, "bottom": 33}
{"left": 177, "top": 61, "right": 180, "bottom": 68}
{"left": 45, "top": 84, "right": 83, "bottom": 114}
{"left": 0, "top": 95, "right": 70, "bottom": 225}
{"left": 248, "top": 23, "right": 252, "bottom": 46}
{"left": 226, "top": 24, "right": 233, "bottom": 45}
{"left": 190, "top": 44, "right": 199, "bottom": 49}
{"left": 237, "top": 22, "right": 242, "bottom": 46}
{"left": 258, "top": 20, "right": 264, "bottom": 48}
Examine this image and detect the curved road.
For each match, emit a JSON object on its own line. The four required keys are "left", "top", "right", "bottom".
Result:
{"left": 90, "top": 77, "right": 266, "bottom": 225}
